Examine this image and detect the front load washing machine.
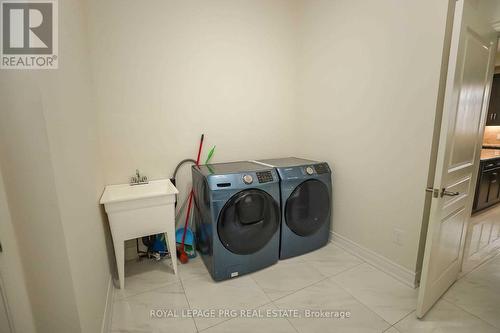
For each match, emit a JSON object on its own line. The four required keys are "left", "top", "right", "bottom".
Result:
{"left": 255, "top": 157, "right": 332, "bottom": 259}
{"left": 191, "top": 161, "right": 281, "bottom": 281}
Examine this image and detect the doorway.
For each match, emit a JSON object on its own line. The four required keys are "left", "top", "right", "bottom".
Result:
{"left": 416, "top": 0, "right": 499, "bottom": 318}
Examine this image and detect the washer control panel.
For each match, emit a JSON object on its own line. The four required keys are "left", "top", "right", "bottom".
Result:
{"left": 207, "top": 169, "right": 278, "bottom": 190}
{"left": 305, "top": 166, "right": 314, "bottom": 175}
{"left": 256, "top": 171, "right": 274, "bottom": 183}
{"left": 314, "top": 163, "right": 329, "bottom": 174}
{"left": 242, "top": 174, "right": 254, "bottom": 184}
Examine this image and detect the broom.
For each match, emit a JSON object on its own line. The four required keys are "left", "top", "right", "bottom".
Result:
{"left": 177, "top": 134, "right": 204, "bottom": 264}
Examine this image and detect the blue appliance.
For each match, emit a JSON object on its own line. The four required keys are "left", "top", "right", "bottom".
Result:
{"left": 255, "top": 157, "right": 332, "bottom": 259}
{"left": 191, "top": 161, "right": 281, "bottom": 281}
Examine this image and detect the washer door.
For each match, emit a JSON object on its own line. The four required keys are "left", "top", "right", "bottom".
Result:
{"left": 285, "top": 179, "right": 330, "bottom": 237}
{"left": 218, "top": 189, "right": 279, "bottom": 255}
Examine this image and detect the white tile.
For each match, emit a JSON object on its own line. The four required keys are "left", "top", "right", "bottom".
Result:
{"left": 300, "top": 243, "right": 363, "bottom": 277}
{"left": 182, "top": 274, "right": 272, "bottom": 330}
{"left": 202, "top": 303, "right": 297, "bottom": 333}
{"left": 395, "top": 300, "right": 499, "bottom": 333}
{"left": 383, "top": 327, "right": 400, "bottom": 333}
{"left": 110, "top": 248, "right": 500, "bottom": 333}
{"left": 332, "top": 263, "right": 417, "bottom": 324}
{"left": 278, "top": 253, "right": 308, "bottom": 264}
{"left": 178, "top": 255, "right": 209, "bottom": 283}
{"left": 114, "top": 259, "right": 180, "bottom": 300}
{"left": 111, "top": 329, "right": 156, "bottom": 333}
{"left": 250, "top": 260, "right": 326, "bottom": 300}
{"left": 111, "top": 282, "right": 197, "bottom": 333}
{"left": 443, "top": 257, "right": 500, "bottom": 329}
{"left": 464, "top": 254, "right": 500, "bottom": 286}
{"left": 274, "top": 277, "right": 390, "bottom": 333}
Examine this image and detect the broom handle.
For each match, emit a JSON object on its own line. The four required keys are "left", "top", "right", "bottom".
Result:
{"left": 181, "top": 190, "right": 194, "bottom": 249}
{"left": 181, "top": 134, "right": 204, "bottom": 249}
{"left": 195, "top": 134, "right": 204, "bottom": 166}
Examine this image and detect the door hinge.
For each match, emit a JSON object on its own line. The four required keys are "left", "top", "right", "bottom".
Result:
{"left": 426, "top": 187, "right": 440, "bottom": 198}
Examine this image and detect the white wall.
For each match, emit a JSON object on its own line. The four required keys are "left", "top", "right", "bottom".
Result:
{"left": 0, "top": 5, "right": 476, "bottom": 331}
{"left": 87, "top": 0, "right": 299, "bottom": 193}
{"left": 0, "top": 166, "right": 36, "bottom": 333}
{"left": 0, "top": 74, "right": 82, "bottom": 332}
{"left": 295, "top": 0, "right": 451, "bottom": 273}
{"left": 87, "top": 0, "right": 459, "bottom": 276}
{"left": 42, "top": 0, "right": 113, "bottom": 331}
{"left": 0, "top": 0, "right": 111, "bottom": 332}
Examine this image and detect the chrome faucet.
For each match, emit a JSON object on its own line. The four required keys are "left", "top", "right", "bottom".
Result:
{"left": 130, "top": 169, "right": 148, "bottom": 186}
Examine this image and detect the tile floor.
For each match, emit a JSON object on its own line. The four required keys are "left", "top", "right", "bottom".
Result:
{"left": 110, "top": 243, "right": 500, "bottom": 333}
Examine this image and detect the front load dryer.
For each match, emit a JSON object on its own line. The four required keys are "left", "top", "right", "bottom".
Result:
{"left": 255, "top": 157, "right": 332, "bottom": 259}
{"left": 191, "top": 161, "right": 281, "bottom": 281}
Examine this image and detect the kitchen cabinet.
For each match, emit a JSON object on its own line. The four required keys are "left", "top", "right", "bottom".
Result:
{"left": 473, "top": 158, "right": 500, "bottom": 212}
{"left": 486, "top": 74, "right": 500, "bottom": 125}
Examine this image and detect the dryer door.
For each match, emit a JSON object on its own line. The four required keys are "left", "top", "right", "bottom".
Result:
{"left": 218, "top": 189, "right": 279, "bottom": 255}
{"left": 285, "top": 179, "right": 330, "bottom": 237}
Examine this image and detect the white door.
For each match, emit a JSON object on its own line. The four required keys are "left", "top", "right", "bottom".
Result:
{"left": 417, "top": 0, "right": 497, "bottom": 317}
{"left": 0, "top": 277, "right": 13, "bottom": 333}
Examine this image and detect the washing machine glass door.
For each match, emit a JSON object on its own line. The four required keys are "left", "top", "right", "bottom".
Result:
{"left": 285, "top": 179, "right": 330, "bottom": 237}
{"left": 218, "top": 189, "right": 279, "bottom": 255}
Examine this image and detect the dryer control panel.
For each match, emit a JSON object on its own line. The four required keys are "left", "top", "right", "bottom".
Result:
{"left": 276, "top": 163, "right": 331, "bottom": 181}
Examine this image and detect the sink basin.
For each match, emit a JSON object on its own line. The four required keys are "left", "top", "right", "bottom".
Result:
{"left": 100, "top": 179, "right": 178, "bottom": 204}
{"left": 100, "top": 178, "right": 179, "bottom": 289}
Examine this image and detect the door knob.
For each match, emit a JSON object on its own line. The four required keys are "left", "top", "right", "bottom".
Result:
{"left": 426, "top": 187, "right": 460, "bottom": 198}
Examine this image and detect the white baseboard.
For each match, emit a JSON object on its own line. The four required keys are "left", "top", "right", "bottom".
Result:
{"left": 330, "top": 231, "right": 418, "bottom": 288}
{"left": 101, "top": 276, "right": 114, "bottom": 333}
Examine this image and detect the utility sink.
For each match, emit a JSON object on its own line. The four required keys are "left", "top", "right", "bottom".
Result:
{"left": 101, "top": 179, "right": 178, "bottom": 207}
{"left": 100, "top": 179, "right": 179, "bottom": 289}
